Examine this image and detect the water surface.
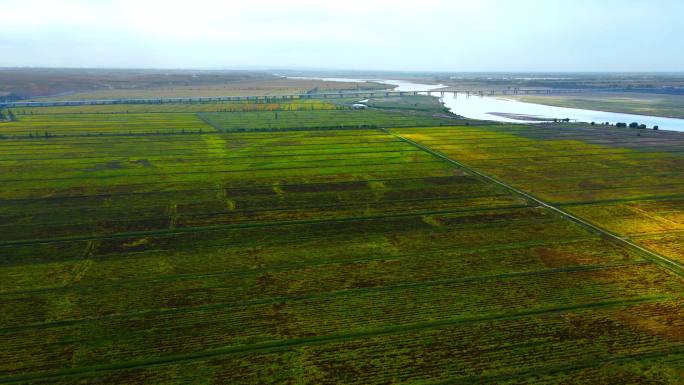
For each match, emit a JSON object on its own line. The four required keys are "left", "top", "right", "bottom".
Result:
{"left": 291, "top": 76, "right": 684, "bottom": 132}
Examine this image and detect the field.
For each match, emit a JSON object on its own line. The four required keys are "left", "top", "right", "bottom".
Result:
{"left": 0, "top": 105, "right": 682, "bottom": 384}
{"left": 200, "top": 110, "right": 458, "bottom": 132}
{"left": 0, "top": 68, "right": 389, "bottom": 102}
{"left": 11, "top": 100, "right": 343, "bottom": 115}
{"left": 397, "top": 124, "right": 684, "bottom": 268}
{"left": 27, "top": 78, "right": 389, "bottom": 102}
{"left": 0, "top": 105, "right": 459, "bottom": 138}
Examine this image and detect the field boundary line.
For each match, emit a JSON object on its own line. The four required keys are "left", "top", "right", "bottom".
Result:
{"left": 385, "top": 129, "right": 684, "bottom": 276}
{"left": 0, "top": 296, "right": 668, "bottom": 384}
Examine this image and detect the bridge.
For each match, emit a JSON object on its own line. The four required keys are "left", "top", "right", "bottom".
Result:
{"left": 0, "top": 88, "right": 593, "bottom": 109}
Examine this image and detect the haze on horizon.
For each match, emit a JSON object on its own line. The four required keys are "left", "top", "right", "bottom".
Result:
{"left": 1, "top": 0, "right": 683, "bottom": 72}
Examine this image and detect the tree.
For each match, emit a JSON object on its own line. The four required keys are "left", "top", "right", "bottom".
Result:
{"left": 653, "top": 125, "right": 659, "bottom": 130}
{"left": 629, "top": 122, "right": 639, "bottom": 128}
{"left": 616, "top": 122, "right": 627, "bottom": 128}
{"left": 638, "top": 124, "right": 647, "bottom": 129}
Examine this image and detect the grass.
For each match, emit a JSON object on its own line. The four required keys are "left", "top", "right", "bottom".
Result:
{"left": 0, "top": 108, "right": 682, "bottom": 384}
{"left": 510, "top": 92, "right": 684, "bottom": 119}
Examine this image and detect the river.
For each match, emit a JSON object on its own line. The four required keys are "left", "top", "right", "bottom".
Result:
{"left": 289, "top": 76, "right": 684, "bottom": 132}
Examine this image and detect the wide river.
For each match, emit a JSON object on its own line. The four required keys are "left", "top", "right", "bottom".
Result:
{"left": 291, "top": 77, "right": 684, "bottom": 132}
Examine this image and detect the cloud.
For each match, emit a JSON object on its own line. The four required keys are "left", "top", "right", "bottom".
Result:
{"left": 1, "top": 0, "right": 683, "bottom": 71}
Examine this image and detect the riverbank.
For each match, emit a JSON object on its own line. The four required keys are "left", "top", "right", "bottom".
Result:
{"left": 509, "top": 92, "right": 684, "bottom": 119}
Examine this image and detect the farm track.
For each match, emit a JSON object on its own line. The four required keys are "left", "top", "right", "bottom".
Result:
{"left": 388, "top": 129, "right": 684, "bottom": 276}
{"left": 0, "top": 296, "right": 669, "bottom": 384}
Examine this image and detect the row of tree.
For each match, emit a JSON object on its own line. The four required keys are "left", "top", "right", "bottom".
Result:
{"left": 0, "top": 109, "right": 16, "bottom": 121}
{"left": 589, "top": 121, "right": 659, "bottom": 130}
{"left": 615, "top": 122, "right": 658, "bottom": 130}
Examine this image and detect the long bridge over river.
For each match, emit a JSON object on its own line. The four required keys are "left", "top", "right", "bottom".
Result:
{"left": 0, "top": 88, "right": 592, "bottom": 109}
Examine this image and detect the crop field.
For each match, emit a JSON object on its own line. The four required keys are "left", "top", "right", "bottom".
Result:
{"left": 0, "top": 108, "right": 457, "bottom": 138}
{"left": 12, "top": 99, "right": 342, "bottom": 115}
{"left": 0, "top": 113, "right": 214, "bottom": 137}
{"left": 397, "top": 124, "right": 684, "bottom": 270}
{"left": 0, "top": 111, "right": 682, "bottom": 384}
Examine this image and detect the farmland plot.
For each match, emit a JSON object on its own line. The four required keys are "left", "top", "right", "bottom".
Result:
{"left": 0, "top": 112, "right": 682, "bottom": 384}
{"left": 398, "top": 124, "right": 684, "bottom": 278}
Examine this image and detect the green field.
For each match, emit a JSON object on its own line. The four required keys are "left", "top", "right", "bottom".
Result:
{"left": 0, "top": 106, "right": 682, "bottom": 384}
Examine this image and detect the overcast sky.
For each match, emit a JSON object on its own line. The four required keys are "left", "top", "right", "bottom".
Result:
{"left": 1, "top": 0, "right": 683, "bottom": 72}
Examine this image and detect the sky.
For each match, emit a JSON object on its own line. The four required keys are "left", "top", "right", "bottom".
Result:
{"left": 1, "top": 0, "right": 683, "bottom": 72}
